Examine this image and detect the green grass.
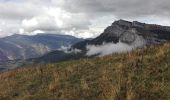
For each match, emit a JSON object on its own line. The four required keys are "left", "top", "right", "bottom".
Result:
{"left": 0, "top": 43, "right": 170, "bottom": 100}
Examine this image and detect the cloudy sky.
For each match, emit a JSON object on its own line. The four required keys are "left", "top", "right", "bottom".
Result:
{"left": 0, "top": 0, "right": 170, "bottom": 38}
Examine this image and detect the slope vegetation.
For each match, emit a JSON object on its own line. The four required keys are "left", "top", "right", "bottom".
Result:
{"left": 0, "top": 43, "right": 170, "bottom": 100}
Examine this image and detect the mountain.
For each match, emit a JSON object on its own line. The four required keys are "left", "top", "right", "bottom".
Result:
{"left": 0, "top": 20, "right": 169, "bottom": 99}
{"left": 1, "top": 19, "right": 170, "bottom": 71}
{"left": 0, "top": 43, "right": 169, "bottom": 100}
{"left": 33, "top": 19, "right": 170, "bottom": 63}
{"left": 73, "top": 19, "right": 170, "bottom": 50}
{"left": 0, "top": 34, "right": 83, "bottom": 61}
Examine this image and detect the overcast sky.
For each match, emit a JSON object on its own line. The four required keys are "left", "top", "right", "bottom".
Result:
{"left": 0, "top": 0, "right": 170, "bottom": 38}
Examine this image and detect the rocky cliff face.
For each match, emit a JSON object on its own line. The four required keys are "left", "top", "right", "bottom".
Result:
{"left": 73, "top": 19, "right": 170, "bottom": 50}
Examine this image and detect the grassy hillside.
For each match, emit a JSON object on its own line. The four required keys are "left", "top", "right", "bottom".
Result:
{"left": 0, "top": 43, "right": 170, "bottom": 100}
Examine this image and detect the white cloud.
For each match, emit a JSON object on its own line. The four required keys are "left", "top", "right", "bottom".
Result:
{"left": 32, "top": 30, "right": 45, "bottom": 34}
{"left": 0, "top": 1, "right": 42, "bottom": 20}
{"left": 20, "top": 7, "right": 93, "bottom": 38}
{"left": 86, "top": 35, "right": 146, "bottom": 56}
{"left": 58, "top": 45, "right": 82, "bottom": 54}
{"left": 0, "top": 0, "right": 170, "bottom": 38}
{"left": 86, "top": 42, "right": 134, "bottom": 56}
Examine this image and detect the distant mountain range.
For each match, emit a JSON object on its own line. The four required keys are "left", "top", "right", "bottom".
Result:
{"left": 0, "top": 34, "right": 83, "bottom": 61}
{"left": 1, "top": 19, "right": 170, "bottom": 71}
{"left": 32, "top": 19, "right": 170, "bottom": 63}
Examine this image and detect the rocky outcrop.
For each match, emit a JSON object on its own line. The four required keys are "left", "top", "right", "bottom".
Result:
{"left": 73, "top": 19, "right": 170, "bottom": 50}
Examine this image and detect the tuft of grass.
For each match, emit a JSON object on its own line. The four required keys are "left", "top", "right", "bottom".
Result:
{"left": 0, "top": 43, "right": 170, "bottom": 100}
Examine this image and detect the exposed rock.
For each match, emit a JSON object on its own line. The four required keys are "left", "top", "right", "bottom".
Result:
{"left": 114, "top": 19, "right": 132, "bottom": 28}
{"left": 120, "top": 28, "right": 137, "bottom": 44}
{"left": 132, "top": 21, "right": 145, "bottom": 28}
{"left": 73, "top": 19, "right": 170, "bottom": 50}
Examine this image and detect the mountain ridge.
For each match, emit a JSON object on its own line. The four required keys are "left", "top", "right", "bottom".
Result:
{"left": 28, "top": 19, "right": 170, "bottom": 64}
{"left": 73, "top": 19, "right": 170, "bottom": 50}
{"left": 0, "top": 34, "right": 83, "bottom": 61}
{"left": 1, "top": 19, "right": 170, "bottom": 71}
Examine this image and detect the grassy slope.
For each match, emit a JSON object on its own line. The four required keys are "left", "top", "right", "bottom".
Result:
{"left": 0, "top": 43, "right": 170, "bottom": 100}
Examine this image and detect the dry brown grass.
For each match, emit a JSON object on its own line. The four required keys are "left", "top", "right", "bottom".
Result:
{"left": 0, "top": 43, "right": 170, "bottom": 100}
